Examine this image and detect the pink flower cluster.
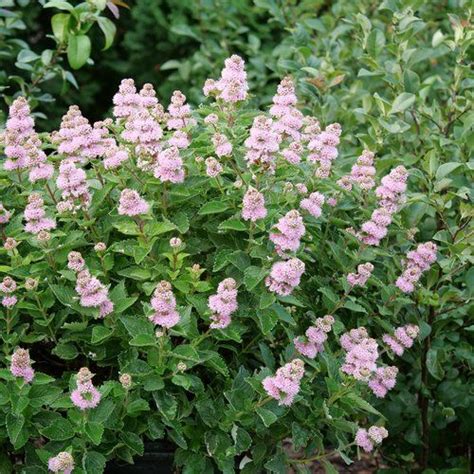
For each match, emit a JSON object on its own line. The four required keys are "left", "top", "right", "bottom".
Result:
{"left": 282, "top": 141, "right": 303, "bottom": 165}
{"left": 262, "top": 358, "right": 305, "bottom": 406}
{"left": 26, "top": 133, "right": 54, "bottom": 183}
{"left": 265, "top": 257, "right": 305, "bottom": 296}
{"left": 244, "top": 116, "right": 281, "bottom": 173}
{"left": 52, "top": 105, "right": 102, "bottom": 163}
{"left": 70, "top": 367, "right": 101, "bottom": 410}
{"left": 307, "top": 123, "right": 342, "bottom": 178}
{"left": 340, "top": 327, "right": 379, "bottom": 381}
{"left": 167, "top": 90, "right": 196, "bottom": 130}
{"left": 205, "top": 157, "right": 223, "bottom": 178}
{"left": 10, "top": 347, "right": 34, "bottom": 383}
{"left": 383, "top": 324, "right": 419, "bottom": 356}
{"left": 0, "top": 203, "right": 12, "bottom": 224}
{"left": 3, "top": 97, "right": 34, "bottom": 171}
{"left": 24, "top": 193, "right": 56, "bottom": 235}
{"left": 368, "top": 366, "right": 398, "bottom": 398}
{"left": 242, "top": 187, "right": 267, "bottom": 222}
{"left": 75, "top": 267, "right": 114, "bottom": 318}
{"left": 300, "top": 192, "right": 325, "bottom": 218}
{"left": 118, "top": 189, "right": 149, "bottom": 216}
{"left": 347, "top": 262, "right": 374, "bottom": 287}
{"left": 349, "top": 150, "right": 376, "bottom": 190}
{"left": 358, "top": 207, "right": 392, "bottom": 246}
{"left": 355, "top": 426, "right": 388, "bottom": 452}
{"left": 154, "top": 146, "right": 185, "bottom": 183}
{"left": 270, "top": 76, "right": 303, "bottom": 141}
{"left": 56, "top": 161, "right": 91, "bottom": 212}
{"left": 203, "top": 55, "right": 248, "bottom": 103}
{"left": 375, "top": 165, "right": 408, "bottom": 213}
{"left": 112, "top": 78, "right": 143, "bottom": 119}
{"left": 269, "top": 210, "right": 305, "bottom": 253}
{"left": 0, "top": 276, "right": 18, "bottom": 308}
{"left": 48, "top": 452, "right": 74, "bottom": 474}
{"left": 395, "top": 242, "right": 437, "bottom": 293}
{"left": 294, "top": 315, "right": 335, "bottom": 359}
{"left": 212, "top": 133, "right": 233, "bottom": 157}
{"left": 208, "top": 278, "right": 238, "bottom": 329}
{"left": 149, "top": 281, "right": 180, "bottom": 328}
{"left": 121, "top": 108, "right": 163, "bottom": 156}
{"left": 67, "top": 251, "right": 85, "bottom": 272}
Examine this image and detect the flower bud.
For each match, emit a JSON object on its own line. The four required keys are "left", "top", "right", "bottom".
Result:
{"left": 119, "top": 373, "right": 132, "bottom": 389}
{"left": 4, "top": 238, "right": 17, "bottom": 250}
{"left": 94, "top": 242, "right": 107, "bottom": 252}
{"left": 169, "top": 237, "right": 182, "bottom": 248}
{"left": 25, "top": 278, "right": 38, "bottom": 290}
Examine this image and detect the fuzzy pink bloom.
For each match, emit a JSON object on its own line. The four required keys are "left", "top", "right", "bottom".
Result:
{"left": 349, "top": 150, "right": 376, "bottom": 190}
{"left": 25, "top": 133, "right": 54, "bottom": 182}
{"left": 121, "top": 108, "right": 163, "bottom": 156}
{"left": 103, "top": 144, "right": 128, "bottom": 169}
{"left": 205, "top": 55, "right": 249, "bottom": 103}
{"left": 112, "top": 78, "right": 142, "bottom": 119}
{"left": 212, "top": 133, "right": 233, "bottom": 157}
{"left": 337, "top": 175, "right": 353, "bottom": 191}
{"left": 205, "top": 157, "right": 223, "bottom": 178}
{"left": 75, "top": 269, "right": 113, "bottom": 317}
{"left": 383, "top": 324, "right": 419, "bottom": 356}
{"left": 139, "top": 83, "right": 159, "bottom": 109}
{"left": 270, "top": 210, "right": 305, "bottom": 253}
{"left": 242, "top": 187, "right": 267, "bottom": 222}
{"left": 10, "top": 348, "right": 34, "bottom": 383}
{"left": 307, "top": 123, "right": 341, "bottom": 178}
{"left": 0, "top": 276, "right": 16, "bottom": 294}
{"left": 355, "top": 426, "right": 388, "bottom": 453}
{"left": 0, "top": 203, "right": 12, "bottom": 224}
{"left": 262, "top": 359, "right": 305, "bottom": 406}
{"left": 154, "top": 146, "right": 185, "bottom": 183}
{"left": 24, "top": 193, "right": 56, "bottom": 235}
{"left": 244, "top": 116, "right": 281, "bottom": 173}
{"left": 265, "top": 257, "right": 305, "bottom": 296}
{"left": 282, "top": 141, "right": 303, "bottom": 165}
{"left": 368, "top": 366, "right": 398, "bottom": 398}
{"left": 204, "top": 113, "right": 218, "bottom": 124}
{"left": 169, "top": 130, "right": 190, "bottom": 149}
{"left": 300, "top": 192, "right": 325, "bottom": 218}
{"left": 341, "top": 329, "right": 378, "bottom": 381}
{"left": 208, "top": 278, "right": 238, "bottom": 329}
{"left": 358, "top": 207, "right": 392, "bottom": 246}
{"left": 270, "top": 77, "right": 303, "bottom": 141}
{"left": 149, "top": 280, "right": 180, "bottom": 328}
{"left": 3, "top": 97, "right": 34, "bottom": 171}
{"left": 2, "top": 295, "right": 17, "bottom": 308}
{"left": 118, "top": 189, "right": 149, "bottom": 216}
{"left": 48, "top": 452, "right": 74, "bottom": 474}
{"left": 375, "top": 165, "right": 408, "bottom": 213}
{"left": 167, "top": 90, "right": 196, "bottom": 130}
{"left": 56, "top": 160, "right": 91, "bottom": 211}
{"left": 71, "top": 379, "right": 101, "bottom": 410}
{"left": 395, "top": 242, "right": 437, "bottom": 293}
{"left": 67, "top": 251, "right": 85, "bottom": 272}
{"left": 294, "top": 315, "right": 334, "bottom": 359}
{"left": 347, "top": 262, "right": 374, "bottom": 287}
{"left": 52, "top": 105, "right": 102, "bottom": 163}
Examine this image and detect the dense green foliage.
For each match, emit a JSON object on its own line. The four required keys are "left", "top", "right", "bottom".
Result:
{"left": 0, "top": 0, "right": 472, "bottom": 472}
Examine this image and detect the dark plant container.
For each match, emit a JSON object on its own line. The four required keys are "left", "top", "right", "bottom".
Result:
{"left": 105, "top": 442, "right": 175, "bottom": 473}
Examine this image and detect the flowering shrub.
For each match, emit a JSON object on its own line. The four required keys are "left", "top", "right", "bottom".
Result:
{"left": 0, "top": 55, "right": 442, "bottom": 472}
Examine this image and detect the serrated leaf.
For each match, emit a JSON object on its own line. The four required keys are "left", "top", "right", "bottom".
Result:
{"left": 198, "top": 200, "right": 229, "bottom": 215}
{"left": 39, "top": 417, "right": 74, "bottom": 441}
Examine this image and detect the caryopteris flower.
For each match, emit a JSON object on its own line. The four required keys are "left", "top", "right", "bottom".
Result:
{"left": 265, "top": 258, "right": 305, "bottom": 296}
{"left": 10, "top": 348, "right": 34, "bottom": 383}
{"left": 242, "top": 187, "right": 267, "bottom": 222}
{"left": 48, "top": 452, "right": 74, "bottom": 474}
{"left": 208, "top": 278, "right": 238, "bottom": 329}
{"left": 383, "top": 324, "right": 419, "bottom": 356}
{"left": 70, "top": 367, "right": 101, "bottom": 410}
{"left": 355, "top": 426, "right": 388, "bottom": 452}
{"left": 118, "top": 189, "right": 149, "bottom": 216}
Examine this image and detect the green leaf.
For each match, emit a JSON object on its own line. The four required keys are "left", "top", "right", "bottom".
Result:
{"left": 97, "top": 17, "right": 116, "bottom": 50}
{"left": 52, "top": 342, "right": 78, "bottom": 360}
{"left": 389, "top": 92, "right": 416, "bottom": 115}
{"left": 51, "top": 13, "right": 70, "bottom": 42}
{"left": 436, "top": 162, "right": 462, "bottom": 180}
{"left": 6, "top": 413, "right": 28, "bottom": 449}
{"left": 44, "top": 0, "right": 74, "bottom": 10}
{"left": 82, "top": 451, "right": 106, "bottom": 474}
{"left": 129, "top": 334, "right": 157, "bottom": 347}
{"left": 39, "top": 417, "right": 74, "bottom": 441}
{"left": 145, "top": 220, "right": 176, "bottom": 236}
{"left": 120, "top": 431, "right": 144, "bottom": 455}
{"left": 244, "top": 266, "right": 267, "bottom": 291}
{"left": 91, "top": 325, "right": 112, "bottom": 344}
{"left": 172, "top": 345, "right": 201, "bottom": 364}
{"left": 218, "top": 218, "right": 247, "bottom": 232}
{"left": 345, "top": 393, "right": 382, "bottom": 416}
{"left": 257, "top": 308, "right": 278, "bottom": 335}
{"left": 198, "top": 200, "right": 229, "bottom": 215}
{"left": 119, "top": 314, "right": 154, "bottom": 337}
{"left": 67, "top": 34, "right": 91, "bottom": 70}
{"left": 85, "top": 421, "right": 104, "bottom": 445}
{"left": 256, "top": 407, "right": 277, "bottom": 427}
